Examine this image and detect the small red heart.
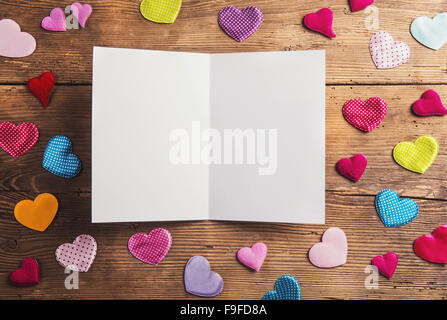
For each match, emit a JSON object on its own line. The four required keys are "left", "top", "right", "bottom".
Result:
{"left": 336, "top": 154, "right": 367, "bottom": 182}
{"left": 304, "top": 8, "right": 336, "bottom": 38}
{"left": 27, "top": 71, "right": 55, "bottom": 108}
{"left": 0, "top": 122, "right": 39, "bottom": 158}
{"left": 349, "top": 0, "right": 374, "bottom": 12}
{"left": 10, "top": 258, "right": 39, "bottom": 287}
{"left": 414, "top": 225, "right": 447, "bottom": 263}
{"left": 371, "top": 252, "right": 398, "bottom": 279}
{"left": 412, "top": 90, "right": 447, "bottom": 117}
{"left": 342, "top": 97, "right": 387, "bottom": 132}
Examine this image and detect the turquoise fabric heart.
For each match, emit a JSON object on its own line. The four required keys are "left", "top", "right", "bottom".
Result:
{"left": 375, "top": 189, "right": 419, "bottom": 227}
{"left": 262, "top": 275, "right": 301, "bottom": 300}
{"left": 42, "top": 135, "right": 81, "bottom": 178}
{"left": 411, "top": 13, "right": 447, "bottom": 50}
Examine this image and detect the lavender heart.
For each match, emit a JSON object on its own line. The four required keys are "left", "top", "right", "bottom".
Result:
{"left": 218, "top": 6, "right": 263, "bottom": 42}
{"left": 184, "top": 256, "right": 223, "bottom": 297}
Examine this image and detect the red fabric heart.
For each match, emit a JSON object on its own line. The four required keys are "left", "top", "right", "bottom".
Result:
{"left": 349, "top": 0, "right": 374, "bottom": 12}
{"left": 414, "top": 225, "right": 447, "bottom": 263}
{"left": 304, "top": 8, "right": 336, "bottom": 38}
{"left": 342, "top": 97, "right": 387, "bottom": 132}
{"left": 371, "top": 252, "right": 398, "bottom": 279}
{"left": 10, "top": 257, "right": 39, "bottom": 287}
{"left": 27, "top": 71, "right": 55, "bottom": 108}
{"left": 0, "top": 122, "right": 39, "bottom": 158}
{"left": 412, "top": 90, "right": 447, "bottom": 117}
{"left": 336, "top": 154, "right": 367, "bottom": 182}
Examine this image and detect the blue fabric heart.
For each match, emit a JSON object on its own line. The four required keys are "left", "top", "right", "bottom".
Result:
{"left": 411, "top": 13, "right": 447, "bottom": 50}
{"left": 42, "top": 135, "right": 81, "bottom": 178}
{"left": 375, "top": 189, "right": 418, "bottom": 227}
{"left": 262, "top": 275, "right": 301, "bottom": 300}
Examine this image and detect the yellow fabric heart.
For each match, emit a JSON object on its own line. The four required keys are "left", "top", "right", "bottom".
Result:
{"left": 393, "top": 136, "right": 439, "bottom": 173}
{"left": 14, "top": 193, "right": 58, "bottom": 232}
{"left": 140, "top": 0, "right": 182, "bottom": 24}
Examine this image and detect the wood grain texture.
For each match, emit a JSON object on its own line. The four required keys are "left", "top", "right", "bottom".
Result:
{"left": 1, "top": 0, "right": 447, "bottom": 300}
{"left": 0, "top": 0, "right": 447, "bottom": 84}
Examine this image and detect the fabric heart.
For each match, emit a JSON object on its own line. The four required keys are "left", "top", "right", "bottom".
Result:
{"left": 42, "top": 135, "right": 82, "bottom": 178}
{"left": 308, "top": 227, "right": 347, "bottom": 268}
{"left": 414, "top": 225, "right": 447, "bottom": 263}
{"left": 27, "top": 71, "right": 55, "bottom": 108}
{"left": 218, "top": 6, "right": 263, "bottom": 42}
{"left": 140, "top": 0, "right": 182, "bottom": 24}
{"left": 237, "top": 242, "right": 267, "bottom": 271}
{"left": 304, "top": 8, "right": 336, "bottom": 38}
{"left": 71, "top": 2, "right": 92, "bottom": 28}
{"left": 14, "top": 193, "right": 58, "bottom": 232}
{"left": 262, "top": 275, "right": 301, "bottom": 300}
{"left": 10, "top": 258, "right": 39, "bottom": 287}
{"left": 336, "top": 154, "right": 367, "bottom": 182}
{"left": 349, "top": 0, "right": 374, "bottom": 12}
{"left": 393, "top": 136, "right": 438, "bottom": 174}
{"left": 0, "top": 19, "right": 36, "bottom": 58}
{"left": 184, "top": 256, "right": 223, "bottom": 297}
{"left": 375, "top": 189, "right": 418, "bottom": 227}
{"left": 370, "top": 31, "right": 410, "bottom": 69}
{"left": 55, "top": 234, "right": 97, "bottom": 272}
{"left": 0, "top": 122, "right": 39, "bottom": 158}
{"left": 371, "top": 252, "right": 398, "bottom": 279}
{"left": 128, "top": 228, "right": 172, "bottom": 265}
{"left": 41, "top": 8, "right": 67, "bottom": 31}
{"left": 411, "top": 13, "right": 447, "bottom": 50}
{"left": 342, "top": 97, "right": 387, "bottom": 132}
{"left": 412, "top": 90, "right": 447, "bottom": 116}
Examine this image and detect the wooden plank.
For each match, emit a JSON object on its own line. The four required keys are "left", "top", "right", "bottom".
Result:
{"left": 0, "top": 1, "right": 447, "bottom": 84}
{"left": 0, "top": 192, "right": 445, "bottom": 299}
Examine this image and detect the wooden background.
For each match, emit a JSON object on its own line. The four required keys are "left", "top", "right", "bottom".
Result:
{"left": 1, "top": 0, "right": 447, "bottom": 300}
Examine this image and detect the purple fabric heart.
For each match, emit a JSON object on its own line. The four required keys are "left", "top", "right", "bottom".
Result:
{"left": 184, "top": 256, "right": 223, "bottom": 297}
{"left": 218, "top": 6, "right": 263, "bottom": 42}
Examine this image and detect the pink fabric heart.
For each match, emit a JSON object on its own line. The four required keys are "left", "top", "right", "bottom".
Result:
{"left": 309, "top": 227, "right": 347, "bottom": 268}
{"left": 0, "top": 122, "right": 39, "bottom": 158}
{"left": 237, "top": 242, "right": 267, "bottom": 271}
{"left": 349, "top": 0, "right": 374, "bottom": 12}
{"left": 414, "top": 225, "right": 447, "bottom": 263}
{"left": 370, "top": 31, "right": 410, "bottom": 69}
{"left": 371, "top": 252, "right": 398, "bottom": 279}
{"left": 304, "top": 8, "right": 336, "bottom": 38}
{"left": 71, "top": 2, "right": 92, "bottom": 28}
{"left": 336, "top": 154, "right": 367, "bottom": 182}
{"left": 0, "top": 19, "right": 36, "bottom": 58}
{"left": 342, "top": 97, "right": 387, "bottom": 132}
{"left": 42, "top": 8, "right": 66, "bottom": 31}
{"left": 128, "top": 228, "right": 172, "bottom": 265}
{"left": 55, "top": 234, "right": 97, "bottom": 272}
{"left": 412, "top": 90, "right": 447, "bottom": 116}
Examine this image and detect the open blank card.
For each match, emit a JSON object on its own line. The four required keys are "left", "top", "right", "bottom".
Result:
{"left": 92, "top": 47, "right": 325, "bottom": 224}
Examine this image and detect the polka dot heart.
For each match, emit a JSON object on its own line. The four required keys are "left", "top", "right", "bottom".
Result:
{"left": 42, "top": 135, "right": 82, "bottom": 178}
{"left": 262, "top": 275, "right": 301, "bottom": 300}
{"left": 128, "top": 228, "right": 172, "bottom": 265}
{"left": 55, "top": 234, "right": 97, "bottom": 272}
{"left": 342, "top": 97, "right": 387, "bottom": 132}
{"left": 0, "top": 122, "right": 39, "bottom": 158}
{"left": 218, "top": 6, "right": 263, "bottom": 42}
{"left": 370, "top": 31, "right": 410, "bottom": 69}
{"left": 375, "top": 189, "right": 419, "bottom": 227}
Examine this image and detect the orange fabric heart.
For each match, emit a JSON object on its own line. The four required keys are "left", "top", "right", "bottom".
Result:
{"left": 14, "top": 193, "right": 58, "bottom": 232}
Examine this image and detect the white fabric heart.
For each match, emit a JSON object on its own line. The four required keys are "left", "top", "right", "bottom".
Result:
{"left": 369, "top": 31, "right": 410, "bottom": 69}
{"left": 411, "top": 13, "right": 447, "bottom": 50}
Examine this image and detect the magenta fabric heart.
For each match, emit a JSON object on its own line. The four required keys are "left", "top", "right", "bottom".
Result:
{"left": 71, "top": 2, "right": 92, "bottom": 28}
{"left": 218, "top": 6, "right": 263, "bottom": 42}
{"left": 412, "top": 90, "right": 447, "bottom": 116}
{"left": 350, "top": 0, "right": 374, "bottom": 12}
{"left": 55, "top": 234, "right": 97, "bottom": 272}
{"left": 237, "top": 242, "right": 267, "bottom": 271}
{"left": 42, "top": 8, "right": 66, "bottom": 31}
{"left": 370, "top": 31, "right": 410, "bottom": 69}
{"left": 371, "top": 252, "right": 398, "bottom": 279}
{"left": 128, "top": 228, "right": 172, "bottom": 265}
{"left": 304, "top": 8, "right": 336, "bottom": 38}
{"left": 308, "top": 227, "right": 347, "bottom": 268}
{"left": 336, "top": 154, "right": 367, "bottom": 182}
{"left": 342, "top": 97, "right": 387, "bottom": 132}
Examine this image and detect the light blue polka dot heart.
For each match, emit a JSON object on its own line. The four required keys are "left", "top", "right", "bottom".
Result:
{"left": 262, "top": 275, "right": 301, "bottom": 300}
{"left": 375, "top": 189, "right": 419, "bottom": 227}
{"left": 42, "top": 135, "right": 81, "bottom": 179}
{"left": 411, "top": 13, "right": 447, "bottom": 50}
